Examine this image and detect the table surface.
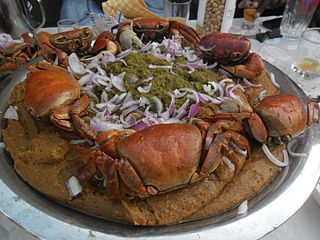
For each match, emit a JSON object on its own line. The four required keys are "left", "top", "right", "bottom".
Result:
{"left": 1, "top": 17, "right": 320, "bottom": 240}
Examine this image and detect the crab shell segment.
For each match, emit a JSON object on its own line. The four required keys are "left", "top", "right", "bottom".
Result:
{"left": 255, "top": 93, "right": 307, "bottom": 138}
{"left": 24, "top": 70, "right": 81, "bottom": 118}
{"left": 199, "top": 32, "right": 251, "bottom": 65}
{"left": 49, "top": 28, "right": 94, "bottom": 55}
{"left": 117, "top": 123, "right": 202, "bottom": 194}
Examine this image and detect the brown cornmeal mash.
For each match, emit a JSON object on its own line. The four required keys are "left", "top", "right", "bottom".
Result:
{"left": 2, "top": 82, "right": 285, "bottom": 225}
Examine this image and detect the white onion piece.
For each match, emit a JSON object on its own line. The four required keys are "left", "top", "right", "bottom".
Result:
{"left": 70, "top": 139, "right": 87, "bottom": 144}
{"left": 91, "top": 122, "right": 124, "bottom": 132}
{"left": 111, "top": 72, "right": 126, "bottom": 92}
{"left": 0, "top": 142, "right": 5, "bottom": 149}
{"left": 4, "top": 106, "right": 18, "bottom": 120}
{"left": 66, "top": 176, "right": 82, "bottom": 197}
{"left": 222, "top": 156, "right": 235, "bottom": 172}
{"left": 242, "top": 78, "right": 263, "bottom": 88}
{"left": 149, "top": 64, "right": 172, "bottom": 69}
{"left": 69, "top": 53, "right": 86, "bottom": 75}
{"left": 137, "top": 82, "right": 152, "bottom": 93}
{"left": 269, "top": 72, "right": 280, "bottom": 88}
{"left": 205, "top": 136, "right": 213, "bottom": 150}
{"left": 152, "top": 96, "right": 163, "bottom": 114}
{"left": 86, "top": 63, "right": 106, "bottom": 76}
{"left": 287, "top": 137, "right": 308, "bottom": 157}
{"left": 258, "top": 90, "right": 267, "bottom": 101}
{"left": 237, "top": 200, "right": 248, "bottom": 215}
{"left": 262, "top": 144, "right": 289, "bottom": 167}
{"left": 173, "top": 89, "right": 187, "bottom": 98}
{"left": 219, "top": 78, "right": 234, "bottom": 88}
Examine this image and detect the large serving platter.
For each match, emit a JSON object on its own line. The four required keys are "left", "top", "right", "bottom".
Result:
{"left": 0, "top": 57, "right": 320, "bottom": 240}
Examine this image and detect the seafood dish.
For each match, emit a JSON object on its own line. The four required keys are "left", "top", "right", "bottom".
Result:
{"left": 1, "top": 16, "right": 319, "bottom": 226}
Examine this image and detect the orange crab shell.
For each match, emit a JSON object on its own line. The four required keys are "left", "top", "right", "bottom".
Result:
{"left": 117, "top": 124, "right": 202, "bottom": 193}
{"left": 24, "top": 70, "right": 81, "bottom": 118}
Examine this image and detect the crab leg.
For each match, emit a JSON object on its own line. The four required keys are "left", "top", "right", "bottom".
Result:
{"left": 116, "top": 158, "right": 150, "bottom": 197}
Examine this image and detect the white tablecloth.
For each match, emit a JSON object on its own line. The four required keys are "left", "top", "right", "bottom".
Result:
{"left": 229, "top": 17, "right": 320, "bottom": 98}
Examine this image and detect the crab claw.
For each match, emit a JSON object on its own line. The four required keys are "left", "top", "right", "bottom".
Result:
{"left": 222, "top": 52, "right": 265, "bottom": 80}
{"left": 93, "top": 31, "right": 121, "bottom": 55}
{"left": 113, "top": 23, "right": 144, "bottom": 50}
{"left": 169, "top": 20, "right": 200, "bottom": 47}
{"left": 199, "top": 32, "right": 251, "bottom": 65}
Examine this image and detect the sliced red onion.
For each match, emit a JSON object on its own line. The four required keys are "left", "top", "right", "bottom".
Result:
{"left": 93, "top": 75, "right": 111, "bottom": 87}
{"left": 228, "top": 85, "right": 243, "bottom": 103}
{"left": 160, "top": 94, "right": 175, "bottom": 119}
{"left": 175, "top": 109, "right": 187, "bottom": 119}
{"left": 199, "top": 44, "right": 215, "bottom": 52}
{"left": 149, "top": 64, "right": 172, "bottom": 69}
{"left": 180, "top": 88, "right": 200, "bottom": 103}
{"left": 69, "top": 53, "right": 86, "bottom": 75}
{"left": 219, "top": 78, "right": 234, "bottom": 88}
{"left": 122, "top": 104, "right": 139, "bottom": 116}
{"left": 101, "top": 53, "right": 116, "bottom": 64}
{"left": 66, "top": 176, "right": 82, "bottom": 197}
{"left": 4, "top": 106, "right": 18, "bottom": 120}
{"left": 70, "top": 139, "right": 87, "bottom": 144}
{"left": 269, "top": 72, "right": 280, "bottom": 88}
{"left": 0, "top": 142, "right": 5, "bottom": 149}
{"left": 78, "top": 73, "right": 93, "bottom": 86}
{"left": 258, "top": 90, "right": 267, "bottom": 101}
{"left": 111, "top": 72, "right": 126, "bottom": 92}
{"left": 177, "top": 99, "right": 190, "bottom": 114}
{"left": 116, "top": 48, "right": 132, "bottom": 59}
{"left": 129, "top": 120, "right": 149, "bottom": 131}
{"left": 182, "top": 48, "right": 198, "bottom": 62}
{"left": 222, "top": 156, "right": 236, "bottom": 172}
{"left": 205, "top": 136, "right": 213, "bottom": 150}
{"left": 188, "top": 103, "right": 200, "bottom": 118}
{"left": 137, "top": 82, "right": 152, "bottom": 93}
{"left": 0, "top": 33, "right": 14, "bottom": 48}
{"left": 91, "top": 122, "right": 124, "bottom": 132}
{"left": 138, "top": 96, "right": 150, "bottom": 107}
{"left": 207, "top": 62, "right": 218, "bottom": 69}
{"left": 114, "top": 93, "right": 128, "bottom": 104}
{"left": 152, "top": 96, "right": 163, "bottom": 114}
{"left": 218, "top": 68, "right": 234, "bottom": 78}
{"left": 86, "top": 63, "right": 106, "bottom": 76}
{"left": 173, "top": 89, "right": 187, "bottom": 98}
{"left": 224, "top": 84, "right": 234, "bottom": 97}
{"left": 287, "top": 136, "right": 308, "bottom": 157}
{"left": 230, "top": 142, "right": 247, "bottom": 155}
{"left": 143, "top": 75, "right": 154, "bottom": 83}
{"left": 123, "top": 92, "right": 133, "bottom": 104}
{"left": 262, "top": 144, "right": 289, "bottom": 167}
{"left": 199, "top": 93, "right": 222, "bottom": 104}
{"left": 125, "top": 114, "right": 137, "bottom": 126}
{"left": 237, "top": 200, "right": 248, "bottom": 215}
{"left": 242, "top": 78, "right": 263, "bottom": 88}
{"left": 108, "top": 94, "right": 120, "bottom": 103}
{"left": 121, "top": 100, "right": 139, "bottom": 110}
{"left": 140, "top": 41, "right": 152, "bottom": 53}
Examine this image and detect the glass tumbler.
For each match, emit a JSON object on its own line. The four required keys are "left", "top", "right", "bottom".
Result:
{"left": 163, "top": 0, "right": 191, "bottom": 23}
{"left": 291, "top": 28, "right": 320, "bottom": 79}
{"left": 57, "top": 19, "right": 79, "bottom": 32}
{"left": 280, "top": 0, "right": 319, "bottom": 39}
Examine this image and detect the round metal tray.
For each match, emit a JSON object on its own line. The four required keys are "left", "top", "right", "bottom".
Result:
{"left": 1, "top": 58, "right": 320, "bottom": 240}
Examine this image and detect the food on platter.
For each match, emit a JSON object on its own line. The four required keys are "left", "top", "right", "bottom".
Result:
{"left": 1, "top": 16, "right": 318, "bottom": 226}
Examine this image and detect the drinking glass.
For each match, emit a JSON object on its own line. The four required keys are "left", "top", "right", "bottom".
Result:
{"left": 163, "top": 0, "right": 191, "bottom": 23}
{"left": 280, "top": 0, "right": 319, "bottom": 39}
{"left": 242, "top": 0, "right": 257, "bottom": 30}
{"left": 291, "top": 28, "right": 320, "bottom": 79}
{"left": 57, "top": 19, "right": 79, "bottom": 32}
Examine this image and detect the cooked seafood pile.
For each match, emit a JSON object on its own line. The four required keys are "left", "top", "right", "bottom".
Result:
{"left": 1, "top": 16, "right": 319, "bottom": 225}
